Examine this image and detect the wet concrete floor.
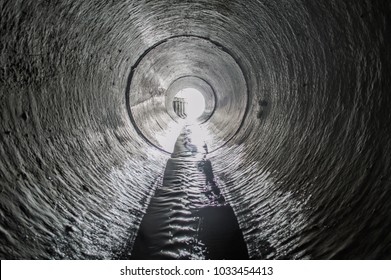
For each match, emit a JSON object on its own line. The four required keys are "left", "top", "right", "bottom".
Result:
{"left": 130, "top": 125, "right": 248, "bottom": 259}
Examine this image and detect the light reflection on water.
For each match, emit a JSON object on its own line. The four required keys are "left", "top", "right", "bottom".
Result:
{"left": 154, "top": 118, "right": 218, "bottom": 154}
{"left": 153, "top": 119, "right": 185, "bottom": 153}
{"left": 129, "top": 123, "right": 248, "bottom": 259}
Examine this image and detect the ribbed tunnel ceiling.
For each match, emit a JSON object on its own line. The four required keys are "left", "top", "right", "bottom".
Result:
{"left": 1, "top": 0, "right": 391, "bottom": 259}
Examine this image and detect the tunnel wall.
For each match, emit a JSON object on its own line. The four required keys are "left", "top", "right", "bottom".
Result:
{"left": 1, "top": 0, "right": 391, "bottom": 259}
{"left": 0, "top": 0, "right": 171, "bottom": 259}
{"left": 210, "top": 0, "right": 391, "bottom": 259}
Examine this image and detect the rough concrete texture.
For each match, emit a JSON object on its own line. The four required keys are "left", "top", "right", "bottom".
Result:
{"left": 1, "top": 0, "right": 391, "bottom": 259}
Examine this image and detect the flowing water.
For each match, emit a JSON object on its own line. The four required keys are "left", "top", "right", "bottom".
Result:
{"left": 1, "top": 0, "right": 391, "bottom": 260}
{"left": 126, "top": 125, "right": 248, "bottom": 259}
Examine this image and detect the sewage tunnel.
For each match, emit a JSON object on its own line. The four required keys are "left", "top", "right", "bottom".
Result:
{"left": 1, "top": 0, "right": 391, "bottom": 259}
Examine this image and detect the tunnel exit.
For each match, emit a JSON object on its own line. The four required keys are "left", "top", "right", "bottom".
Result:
{"left": 1, "top": 0, "right": 391, "bottom": 264}
{"left": 173, "top": 88, "right": 206, "bottom": 122}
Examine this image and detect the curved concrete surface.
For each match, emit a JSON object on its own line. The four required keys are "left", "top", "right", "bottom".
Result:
{"left": 1, "top": 0, "right": 391, "bottom": 259}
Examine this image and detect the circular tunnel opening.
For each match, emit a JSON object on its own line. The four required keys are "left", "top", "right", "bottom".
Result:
{"left": 173, "top": 88, "right": 206, "bottom": 122}
{"left": 2, "top": 0, "right": 390, "bottom": 261}
{"left": 165, "top": 75, "right": 216, "bottom": 125}
{"left": 128, "top": 36, "right": 248, "bottom": 154}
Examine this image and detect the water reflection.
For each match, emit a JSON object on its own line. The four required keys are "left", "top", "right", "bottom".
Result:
{"left": 153, "top": 119, "right": 184, "bottom": 153}
{"left": 129, "top": 124, "right": 248, "bottom": 259}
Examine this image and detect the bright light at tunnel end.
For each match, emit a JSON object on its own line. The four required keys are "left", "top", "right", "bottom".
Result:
{"left": 175, "top": 88, "right": 206, "bottom": 121}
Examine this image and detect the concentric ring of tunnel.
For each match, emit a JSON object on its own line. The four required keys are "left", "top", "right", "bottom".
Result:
{"left": 1, "top": 0, "right": 391, "bottom": 260}
{"left": 165, "top": 76, "right": 215, "bottom": 123}
{"left": 126, "top": 36, "right": 248, "bottom": 154}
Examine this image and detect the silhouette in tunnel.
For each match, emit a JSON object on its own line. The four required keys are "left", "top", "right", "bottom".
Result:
{"left": 197, "top": 159, "right": 223, "bottom": 204}
{"left": 129, "top": 126, "right": 248, "bottom": 259}
{"left": 1, "top": 0, "right": 391, "bottom": 259}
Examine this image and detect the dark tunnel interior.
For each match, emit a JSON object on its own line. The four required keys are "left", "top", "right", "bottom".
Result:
{"left": 1, "top": 0, "right": 391, "bottom": 259}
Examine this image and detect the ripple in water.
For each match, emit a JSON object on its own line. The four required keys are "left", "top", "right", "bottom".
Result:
{"left": 125, "top": 125, "right": 248, "bottom": 259}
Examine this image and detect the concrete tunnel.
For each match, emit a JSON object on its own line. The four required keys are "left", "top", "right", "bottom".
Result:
{"left": 1, "top": 0, "right": 391, "bottom": 259}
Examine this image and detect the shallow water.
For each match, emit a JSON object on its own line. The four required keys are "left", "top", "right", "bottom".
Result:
{"left": 128, "top": 125, "right": 248, "bottom": 259}
{"left": 1, "top": 0, "right": 391, "bottom": 260}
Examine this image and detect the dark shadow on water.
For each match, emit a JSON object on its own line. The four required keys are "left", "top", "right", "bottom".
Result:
{"left": 197, "top": 205, "right": 249, "bottom": 259}
{"left": 196, "top": 158, "right": 248, "bottom": 259}
{"left": 197, "top": 159, "right": 223, "bottom": 203}
{"left": 127, "top": 157, "right": 249, "bottom": 259}
{"left": 120, "top": 127, "right": 249, "bottom": 259}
